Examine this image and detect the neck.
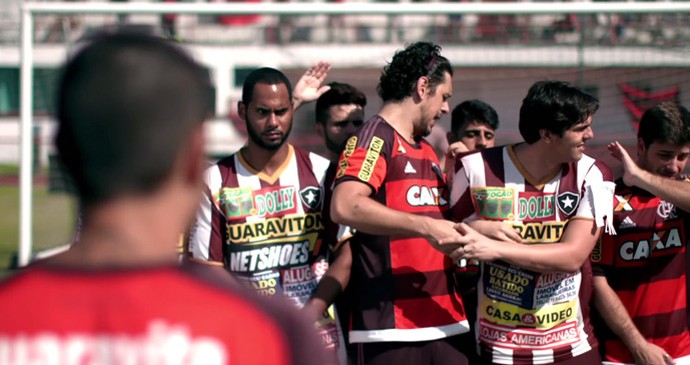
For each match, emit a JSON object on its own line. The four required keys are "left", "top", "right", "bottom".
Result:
{"left": 52, "top": 185, "right": 191, "bottom": 268}
{"left": 241, "top": 142, "right": 291, "bottom": 175}
{"left": 378, "top": 100, "right": 418, "bottom": 143}
{"left": 513, "top": 142, "right": 562, "bottom": 182}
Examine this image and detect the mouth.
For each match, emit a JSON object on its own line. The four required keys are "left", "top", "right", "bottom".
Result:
{"left": 263, "top": 130, "right": 283, "bottom": 139}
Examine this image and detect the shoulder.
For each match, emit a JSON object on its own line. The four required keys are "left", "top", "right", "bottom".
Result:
{"left": 292, "top": 145, "right": 331, "bottom": 179}
{"left": 576, "top": 154, "right": 613, "bottom": 182}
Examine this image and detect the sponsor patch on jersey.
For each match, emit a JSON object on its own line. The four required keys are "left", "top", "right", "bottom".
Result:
{"left": 226, "top": 213, "right": 323, "bottom": 244}
{"left": 615, "top": 227, "right": 683, "bottom": 265}
{"left": 235, "top": 271, "right": 282, "bottom": 297}
{"left": 299, "top": 186, "right": 322, "bottom": 211}
{"left": 614, "top": 193, "right": 633, "bottom": 212}
{"left": 511, "top": 221, "right": 567, "bottom": 243}
{"left": 471, "top": 187, "right": 515, "bottom": 220}
{"left": 406, "top": 185, "right": 447, "bottom": 207}
{"left": 336, "top": 136, "right": 357, "bottom": 179}
{"left": 556, "top": 191, "right": 579, "bottom": 216}
{"left": 217, "top": 186, "right": 297, "bottom": 220}
{"left": 518, "top": 192, "right": 555, "bottom": 221}
{"left": 478, "top": 319, "right": 580, "bottom": 350}
{"left": 228, "top": 238, "right": 314, "bottom": 273}
{"left": 358, "top": 136, "right": 384, "bottom": 182}
{"left": 484, "top": 263, "right": 534, "bottom": 307}
{"left": 480, "top": 296, "right": 577, "bottom": 329}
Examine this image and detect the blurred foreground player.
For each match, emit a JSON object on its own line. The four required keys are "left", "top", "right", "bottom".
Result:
{"left": 0, "top": 33, "right": 330, "bottom": 365}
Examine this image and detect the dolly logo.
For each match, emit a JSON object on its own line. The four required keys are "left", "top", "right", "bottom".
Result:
{"left": 556, "top": 192, "right": 579, "bottom": 216}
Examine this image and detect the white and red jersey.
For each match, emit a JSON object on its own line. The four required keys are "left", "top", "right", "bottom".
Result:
{"left": 187, "top": 145, "right": 345, "bottom": 358}
{"left": 0, "top": 263, "right": 333, "bottom": 365}
{"left": 593, "top": 178, "right": 690, "bottom": 364}
{"left": 334, "top": 116, "right": 469, "bottom": 344}
{"left": 450, "top": 145, "right": 614, "bottom": 364}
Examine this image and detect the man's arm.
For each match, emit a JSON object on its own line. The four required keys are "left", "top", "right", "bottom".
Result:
{"left": 610, "top": 141, "right": 690, "bottom": 211}
{"left": 303, "top": 241, "right": 352, "bottom": 322}
{"left": 452, "top": 219, "right": 601, "bottom": 273}
{"left": 593, "top": 275, "right": 674, "bottom": 365}
{"left": 331, "top": 180, "right": 468, "bottom": 255}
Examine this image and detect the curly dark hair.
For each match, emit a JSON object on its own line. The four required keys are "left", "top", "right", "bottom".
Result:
{"left": 377, "top": 42, "right": 452, "bottom": 102}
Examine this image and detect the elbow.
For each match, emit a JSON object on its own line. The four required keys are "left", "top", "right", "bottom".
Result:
{"left": 330, "top": 196, "right": 350, "bottom": 226}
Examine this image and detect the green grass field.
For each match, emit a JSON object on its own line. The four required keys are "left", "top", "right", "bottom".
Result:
{"left": 0, "top": 182, "right": 76, "bottom": 272}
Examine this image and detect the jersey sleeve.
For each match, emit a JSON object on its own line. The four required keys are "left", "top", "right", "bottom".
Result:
{"left": 334, "top": 133, "right": 388, "bottom": 194}
{"left": 187, "top": 167, "right": 225, "bottom": 266}
{"left": 449, "top": 159, "right": 479, "bottom": 223}
{"left": 576, "top": 160, "right": 616, "bottom": 234}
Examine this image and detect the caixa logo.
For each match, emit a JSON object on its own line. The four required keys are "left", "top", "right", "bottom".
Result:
{"left": 406, "top": 185, "right": 447, "bottom": 206}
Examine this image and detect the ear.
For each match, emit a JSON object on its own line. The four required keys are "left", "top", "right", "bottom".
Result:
{"left": 539, "top": 129, "right": 552, "bottom": 143}
{"left": 637, "top": 137, "right": 646, "bottom": 156}
{"left": 238, "top": 101, "right": 246, "bottom": 120}
{"left": 416, "top": 76, "right": 430, "bottom": 99}
{"left": 315, "top": 122, "right": 324, "bottom": 137}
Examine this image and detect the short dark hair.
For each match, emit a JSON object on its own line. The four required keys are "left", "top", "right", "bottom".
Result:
{"left": 315, "top": 82, "right": 367, "bottom": 125}
{"left": 451, "top": 99, "right": 499, "bottom": 137}
{"left": 241, "top": 67, "right": 292, "bottom": 105}
{"left": 519, "top": 80, "right": 599, "bottom": 144}
{"left": 55, "top": 33, "right": 210, "bottom": 207}
{"left": 377, "top": 42, "right": 453, "bottom": 102}
{"left": 638, "top": 101, "right": 690, "bottom": 148}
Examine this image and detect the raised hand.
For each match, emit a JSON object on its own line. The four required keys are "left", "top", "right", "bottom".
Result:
{"left": 292, "top": 61, "right": 331, "bottom": 110}
{"left": 608, "top": 141, "right": 643, "bottom": 187}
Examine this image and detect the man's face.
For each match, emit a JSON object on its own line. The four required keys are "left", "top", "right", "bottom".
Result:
{"left": 551, "top": 116, "right": 594, "bottom": 162}
{"left": 638, "top": 140, "right": 690, "bottom": 178}
{"left": 240, "top": 82, "right": 293, "bottom": 151}
{"left": 417, "top": 72, "right": 452, "bottom": 138}
{"left": 318, "top": 103, "right": 364, "bottom": 155}
{"left": 453, "top": 121, "right": 496, "bottom": 151}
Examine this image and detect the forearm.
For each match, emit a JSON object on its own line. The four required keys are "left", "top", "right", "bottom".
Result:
{"left": 593, "top": 276, "right": 647, "bottom": 351}
{"left": 496, "top": 240, "right": 591, "bottom": 273}
{"left": 632, "top": 169, "right": 690, "bottom": 211}
{"left": 332, "top": 193, "right": 434, "bottom": 238}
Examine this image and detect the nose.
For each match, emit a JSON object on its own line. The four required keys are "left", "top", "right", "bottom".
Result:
{"left": 476, "top": 134, "right": 487, "bottom": 148}
{"left": 669, "top": 159, "right": 683, "bottom": 175}
{"left": 583, "top": 125, "right": 594, "bottom": 140}
{"left": 267, "top": 112, "right": 279, "bottom": 127}
{"left": 440, "top": 100, "right": 450, "bottom": 115}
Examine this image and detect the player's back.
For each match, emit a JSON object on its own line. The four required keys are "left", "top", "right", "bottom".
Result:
{"left": 0, "top": 263, "right": 331, "bottom": 365}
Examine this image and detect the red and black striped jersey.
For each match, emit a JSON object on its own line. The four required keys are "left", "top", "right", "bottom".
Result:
{"left": 592, "top": 178, "right": 690, "bottom": 364}
{"left": 187, "top": 145, "right": 344, "bottom": 357}
{"left": 0, "top": 263, "right": 333, "bottom": 365}
{"left": 450, "top": 145, "right": 614, "bottom": 364}
{"left": 334, "top": 116, "right": 469, "bottom": 343}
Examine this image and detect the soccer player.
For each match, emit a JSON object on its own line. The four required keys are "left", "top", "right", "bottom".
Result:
{"left": 0, "top": 33, "right": 330, "bottom": 364}
{"left": 592, "top": 102, "right": 690, "bottom": 365}
{"left": 330, "top": 41, "right": 473, "bottom": 365}
{"left": 445, "top": 99, "right": 501, "bottom": 364}
{"left": 449, "top": 80, "right": 616, "bottom": 364}
{"left": 445, "top": 99, "right": 500, "bottom": 186}
{"left": 187, "top": 67, "right": 345, "bottom": 358}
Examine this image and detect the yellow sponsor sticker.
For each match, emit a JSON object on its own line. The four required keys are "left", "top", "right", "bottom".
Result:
{"left": 336, "top": 136, "right": 358, "bottom": 179}
{"left": 511, "top": 221, "right": 567, "bottom": 243}
{"left": 479, "top": 296, "right": 577, "bottom": 328}
{"left": 358, "top": 136, "right": 384, "bottom": 182}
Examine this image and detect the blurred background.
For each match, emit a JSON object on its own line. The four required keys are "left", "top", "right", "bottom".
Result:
{"left": 2, "top": 0, "right": 690, "bottom": 271}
